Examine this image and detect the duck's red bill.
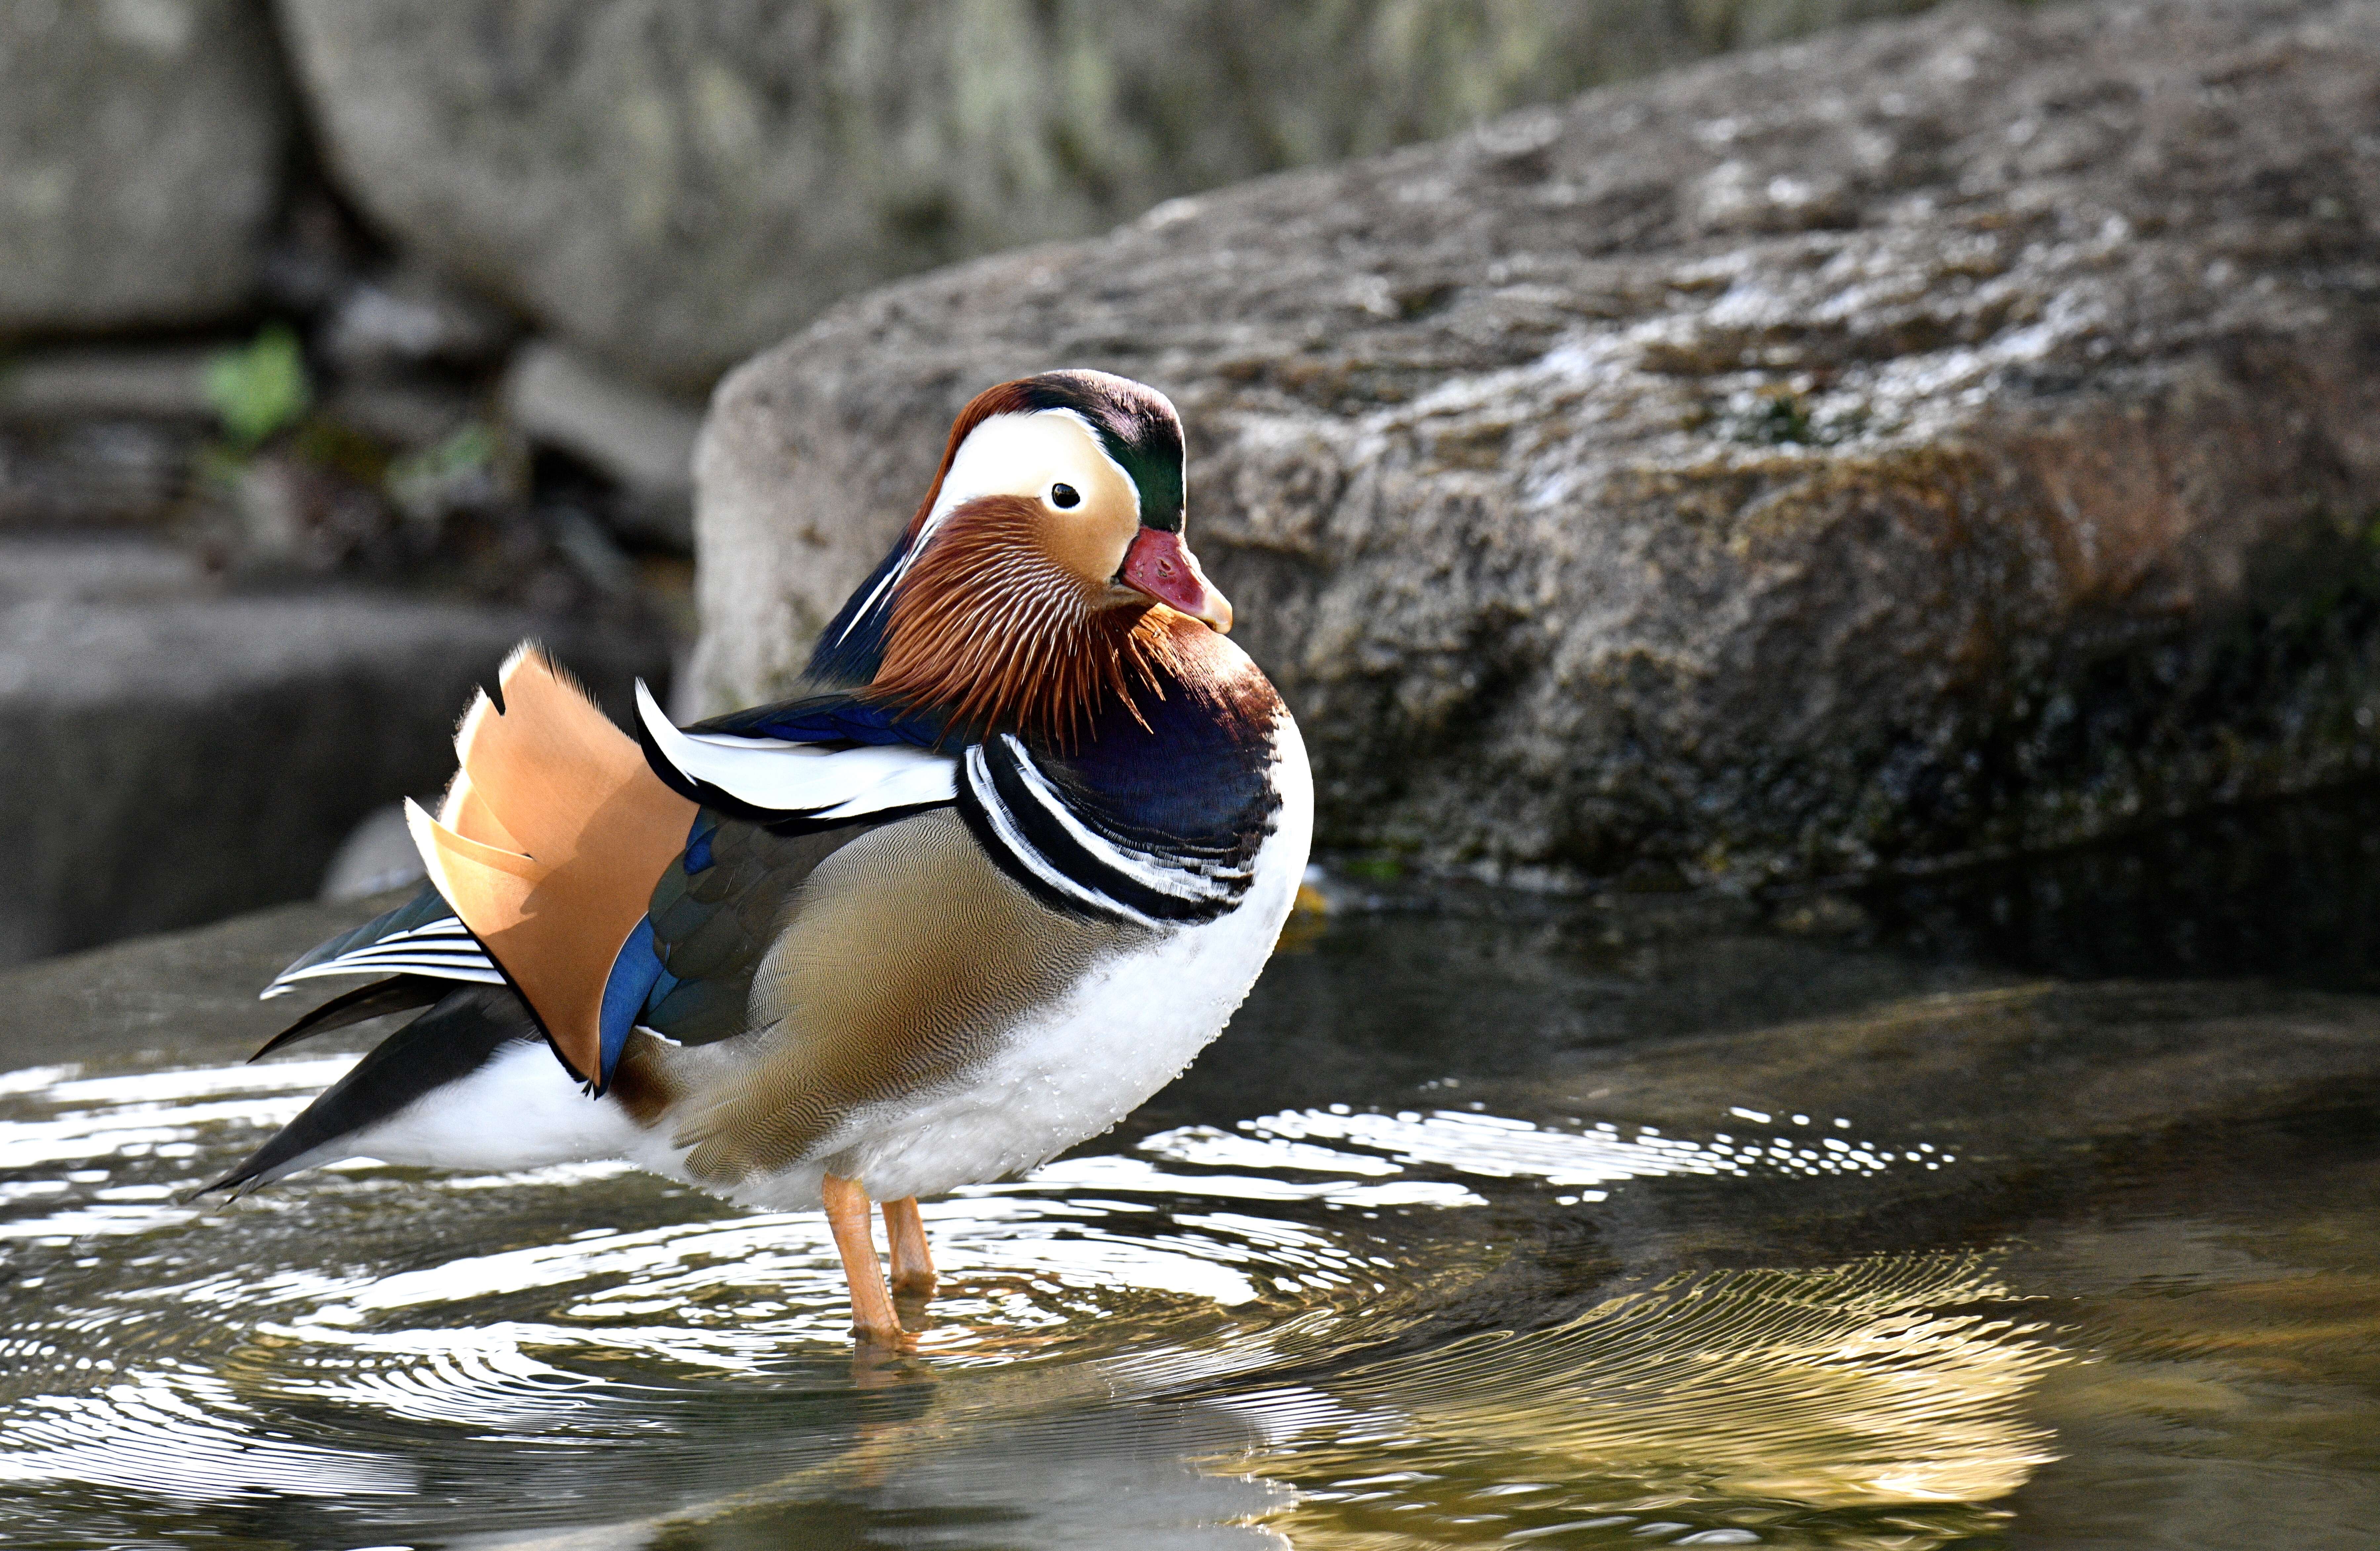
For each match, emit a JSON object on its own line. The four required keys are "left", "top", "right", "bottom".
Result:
{"left": 1121, "top": 528, "right": 1232, "bottom": 633}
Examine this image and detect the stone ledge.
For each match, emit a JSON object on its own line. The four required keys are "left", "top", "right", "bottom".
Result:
{"left": 0, "top": 590, "right": 667, "bottom": 964}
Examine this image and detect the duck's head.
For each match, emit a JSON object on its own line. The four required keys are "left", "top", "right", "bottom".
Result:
{"left": 844, "top": 370, "right": 1233, "bottom": 739}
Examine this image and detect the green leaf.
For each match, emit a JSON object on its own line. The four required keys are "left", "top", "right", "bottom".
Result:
{"left": 204, "top": 323, "right": 312, "bottom": 446}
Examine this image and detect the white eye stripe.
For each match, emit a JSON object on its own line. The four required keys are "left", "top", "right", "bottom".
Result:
{"left": 840, "top": 407, "right": 1138, "bottom": 645}
{"left": 919, "top": 408, "right": 1137, "bottom": 541}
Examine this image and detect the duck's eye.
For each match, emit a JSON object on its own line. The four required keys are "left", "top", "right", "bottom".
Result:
{"left": 1048, "top": 482, "right": 1082, "bottom": 510}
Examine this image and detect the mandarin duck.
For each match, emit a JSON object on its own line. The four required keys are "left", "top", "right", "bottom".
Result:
{"left": 208, "top": 370, "right": 1313, "bottom": 1345}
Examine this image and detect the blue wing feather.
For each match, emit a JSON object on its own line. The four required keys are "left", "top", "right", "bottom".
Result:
{"left": 595, "top": 916, "right": 671, "bottom": 1087}
{"left": 689, "top": 692, "right": 945, "bottom": 748}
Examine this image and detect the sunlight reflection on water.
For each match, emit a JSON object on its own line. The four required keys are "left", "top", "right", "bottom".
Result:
{"left": 0, "top": 1049, "right": 2077, "bottom": 1549}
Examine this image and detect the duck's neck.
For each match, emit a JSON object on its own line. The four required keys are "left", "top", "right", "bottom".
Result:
{"left": 815, "top": 547, "right": 1283, "bottom": 846}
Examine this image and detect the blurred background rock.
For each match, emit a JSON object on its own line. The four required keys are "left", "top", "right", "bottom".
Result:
{"left": 273, "top": 0, "right": 1945, "bottom": 391}
{"left": 0, "top": 0, "right": 1958, "bottom": 964}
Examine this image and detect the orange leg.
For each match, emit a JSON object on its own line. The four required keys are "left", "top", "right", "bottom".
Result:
{"left": 822, "top": 1173, "right": 901, "bottom": 1345}
{"left": 882, "top": 1196, "right": 938, "bottom": 1299}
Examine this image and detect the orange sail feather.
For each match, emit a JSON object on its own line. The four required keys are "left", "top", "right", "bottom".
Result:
{"left": 405, "top": 645, "right": 695, "bottom": 1084}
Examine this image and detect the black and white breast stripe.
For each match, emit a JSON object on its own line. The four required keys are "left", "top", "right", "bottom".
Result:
{"left": 956, "top": 734, "right": 1259, "bottom": 930}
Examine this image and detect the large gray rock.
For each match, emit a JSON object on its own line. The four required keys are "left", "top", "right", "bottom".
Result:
{"left": 0, "top": 563, "right": 670, "bottom": 964}
{"left": 0, "top": 0, "right": 288, "bottom": 333}
{"left": 276, "top": 0, "right": 1937, "bottom": 392}
{"left": 691, "top": 0, "right": 2380, "bottom": 887}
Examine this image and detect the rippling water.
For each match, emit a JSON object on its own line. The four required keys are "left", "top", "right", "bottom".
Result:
{"left": 4, "top": 863, "right": 2379, "bottom": 1547}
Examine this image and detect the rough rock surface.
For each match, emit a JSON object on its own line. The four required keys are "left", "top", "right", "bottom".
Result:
{"left": 275, "top": 0, "right": 1935, "bottom": 391}
{"left": 693, "top": 0, "right": 2380, "bottom": 887}
{"left": 0, "top": 563, "right": 669, "bottom": 964}
{"left": 0, "top": 0, "right": 288, "bottom": 333}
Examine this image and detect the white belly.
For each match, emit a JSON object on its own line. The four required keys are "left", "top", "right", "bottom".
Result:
{"left": 323, "top": 1037, "right": 640, "bottom": 1178}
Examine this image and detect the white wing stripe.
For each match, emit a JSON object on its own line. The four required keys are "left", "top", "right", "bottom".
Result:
{"left": 378, "top": 921, "right": 479, "bottom": 944}
{"left": 816, "top": 755, "right": 966, "bottom": 818}
{"left": 262, "top": 909, "right": 505, "bottom": 997}
{"left": 636, "top": 681, "right": 956, "bottom": 817}
{"left": 275, "top": 959, "right": 506, "bottom": 983}
{"left": 279, "top": 944, "right": 498, "bottom": 967}
{"left": 264, "top": 955, "right": 507, "bottom": 996}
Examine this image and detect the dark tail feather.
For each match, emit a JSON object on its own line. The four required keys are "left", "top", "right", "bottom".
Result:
{"left": 202, "top": 985, "right": 542, "bottom": 1199}
{"left": 248, "top": 975, "right": 448, "bottom": 1062}
{"left": 266, "top": 881, "right": 454, "bottom": 989}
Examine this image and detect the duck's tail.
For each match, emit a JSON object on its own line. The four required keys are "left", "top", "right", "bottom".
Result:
{"left": 202, "top": 983, "right": 635, "bottom": 1198}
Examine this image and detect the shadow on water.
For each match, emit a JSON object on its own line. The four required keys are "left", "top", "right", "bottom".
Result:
{"left": 3, "top": 782, "right": 2380, "bottom": 1547}
{"left": 1855, "top": 781, "right": 2380, "bottom": 991}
